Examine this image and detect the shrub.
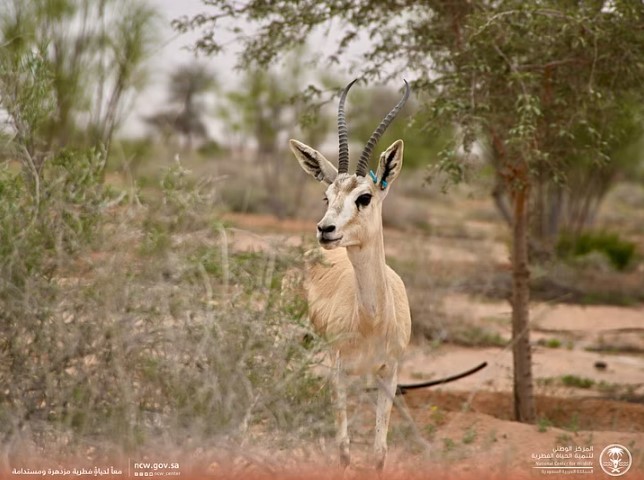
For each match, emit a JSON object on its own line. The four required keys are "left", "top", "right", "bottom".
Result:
{"left": 0, "top": 157, "right": 332, "bottom": 461}
{"left": 0, "top": 148, "right": 108, "bottom": 450}
{"left": 561, "top": 375, "right": 595, "bottom": 389}
{"left": 556, "top": 230, "right": 637, "bottom": 271}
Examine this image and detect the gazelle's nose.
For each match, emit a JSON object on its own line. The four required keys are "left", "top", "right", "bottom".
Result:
{"left": 317, "top": 223, "right": 336, "bottom": 234}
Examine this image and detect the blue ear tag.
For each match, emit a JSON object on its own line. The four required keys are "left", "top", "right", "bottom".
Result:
{"left": 369, "top": 170, "right": 378, "bottom": 184}
{"left": 380, "top": 179, "right": 388, "bottom": 189}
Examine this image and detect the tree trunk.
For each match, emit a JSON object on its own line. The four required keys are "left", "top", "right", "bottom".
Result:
{"left": 511, "top": 184, "right": 537, "bottom": 423}
{"left": 492, "top": 176, "right": 513, "bottom": 227}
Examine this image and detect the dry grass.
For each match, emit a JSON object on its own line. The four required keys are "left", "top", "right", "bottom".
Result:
{"left": 0, "top": 159, "right": 334, "bottom": 467}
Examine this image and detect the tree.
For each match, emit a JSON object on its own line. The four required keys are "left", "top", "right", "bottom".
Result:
{"left": 176, "top": 0, "right": 644, "bottom": 423}
{"left": 424, "top": 3, "right": 643, "bottom": 421}
{"left": 433, "top": 4, "right": 644, "bottom": 249}
{"left": 217, "top": 68, "right": 291, "bottom": 217}
{"left": 144, "top": 63, "right": 216, "bottom": 151}
{"left": 0, "top": 0, "right": 157, "bottom": 181}
{"left": 214, "top": 51, "right": 335, "bottom": 218}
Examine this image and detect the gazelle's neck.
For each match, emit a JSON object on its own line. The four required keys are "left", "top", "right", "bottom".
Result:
{"left": 345, "top": 224, "right": 393, "bottom": 322}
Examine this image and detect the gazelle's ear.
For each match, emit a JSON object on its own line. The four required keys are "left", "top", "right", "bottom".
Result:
{"left": 375, "top": 140, "right": 404, "bottom": 190}
{"left": 289, "top": 139, "right": 338, "bottom": 184}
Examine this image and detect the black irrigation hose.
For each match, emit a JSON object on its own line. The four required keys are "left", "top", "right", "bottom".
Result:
{"left": 396, "top": 361, "right": 488, "bottom": 396}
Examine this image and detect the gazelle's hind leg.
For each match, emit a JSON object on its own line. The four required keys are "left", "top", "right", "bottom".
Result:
{"left": 374, "top": 362, "right": 397, "bottom": 472}
{"left": 332, "top": 354, "right": 350, "bottom": 468}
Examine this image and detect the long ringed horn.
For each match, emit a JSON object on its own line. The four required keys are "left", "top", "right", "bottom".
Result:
{"left": 355, "top": 80, "right": 410, "bottom": 177}
{"left": 337, "top": 79, "right": 357, "bottom": 174}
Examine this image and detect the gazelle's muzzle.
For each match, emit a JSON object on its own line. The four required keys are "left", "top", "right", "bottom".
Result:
{"left": 317, "top": 221, "right": 342, "bottom": 246}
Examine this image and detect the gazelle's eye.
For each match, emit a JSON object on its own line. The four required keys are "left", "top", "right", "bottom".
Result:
{"left": 356, "top": 193, "right": 372, "bottom": 208}
{"left": 323, "top": 196, "right": 329, "bottom": 205}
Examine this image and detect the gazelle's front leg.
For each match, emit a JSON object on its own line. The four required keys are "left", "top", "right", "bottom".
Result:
{"left": 332, "top": 353, "right": 350, "bottom": 468}
{"left": 374, "top": 362, "right": 398, "bottom": 471}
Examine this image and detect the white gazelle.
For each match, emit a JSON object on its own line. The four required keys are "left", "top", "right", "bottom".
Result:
{"left": 289, "top": 79, "right": 412, "bottom": 471}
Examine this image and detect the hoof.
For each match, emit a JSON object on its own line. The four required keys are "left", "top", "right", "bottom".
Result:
{"left": 340, "top": 450, "right": 351, "bottom": 468}
{"left": 339, "top": 439, "right": 350, "bottom": 468}
{"left": 375, "top": 449, "right": 387, "bottom": 473}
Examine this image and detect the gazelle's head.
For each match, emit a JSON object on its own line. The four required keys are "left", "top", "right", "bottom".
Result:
{"left": 289, "top": 80, "right": 409, "bottom": 250}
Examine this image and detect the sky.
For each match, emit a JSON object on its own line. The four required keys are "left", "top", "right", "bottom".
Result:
{"left": 144, "top": 0, "right": 241, "bottom": 75}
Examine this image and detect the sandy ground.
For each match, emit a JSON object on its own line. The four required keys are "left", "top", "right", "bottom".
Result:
{"left": 406, "top": 294, "right": 644, "bottom": 393}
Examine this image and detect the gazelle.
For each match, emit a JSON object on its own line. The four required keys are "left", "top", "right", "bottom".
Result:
{"left": 289, "top": 79, "right": 411, "bottom": 471}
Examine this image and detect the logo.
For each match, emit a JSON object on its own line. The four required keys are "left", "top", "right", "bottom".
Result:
{"left": 530, "top": 444, "right": 595, "bottom": 475}
{"left": 600, "top": 444, "right": 632, "bottom": 476}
